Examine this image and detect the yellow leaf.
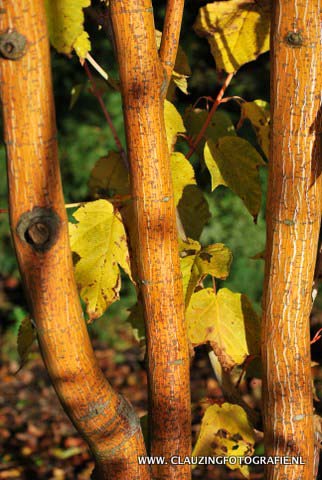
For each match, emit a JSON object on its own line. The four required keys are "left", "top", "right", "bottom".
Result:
{"left": 164, "top": 100, "right": 186, "bottom": 152}
{"left": 172, "top": 72, "right": 189, "bottom": 95}
{"left": 179, "top": 238, "right": 201, "bottom": 299}
{"left": 69, "top": 200, "right": 131, "bottom": 321}
{"left": 185, "top": 244, "right": 233, "bottom": 306}
{"left": 186, "top": 288, "right": 260, "bottom": 369}
{"left": 181, "top": 255, "right": 197, "bottom": 300}
{"left": 89, "top": 152, "right": 130, "bottom": 198}
{"left": 45, "top": 0, "right": 91, "bottom": 58}
{"left": 171, "top": 46, "right": 191, "bottom": 94}
{"left": 171, "top": 152, "right": 196, "bottom": 205}
{"left": 17, "top": 317, "right": 36, "bottom": 366}
{"left": 178, "top": 237, "right": 201, "bottom": 255}
{"left": 193, "top": 403, "right": 255, "bottom": 477}
{"left": 156, "top": 30, "right": 191, "bottom": 94}
{"left": 73, "top": 31, "right": 91, "bottom": 59}
{"left": 240, "top": 100, "right": 270, "bottom": 158}
{"left": 204, "top": 137, "right": 265, "bottom": 221}
{"left": 194, "top": 0, "right": 270, "bottom": 73}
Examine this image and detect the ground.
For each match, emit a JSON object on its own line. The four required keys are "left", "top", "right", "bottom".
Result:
{"left": 0, "top": 331, "right": 265, "bottom": 480}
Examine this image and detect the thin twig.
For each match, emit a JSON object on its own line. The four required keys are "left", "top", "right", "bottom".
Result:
{"left": 235, "top": 355, "right": 257, "bottom": 388}
{"left": 85, "top": 53, "right": 120, "bottom": 91}
{"left": 311, "top": 327, "right": 322, "bottom": 345}
{"left": 83, "top": 60, "right": 128, "bottom": 168}
{"left": 0, "top": 196, "right": 132, "bottom": 215}
{"left": 186, "top": 73, "right": 234, "bottom": 160}
{"left": 208, "top": 349, "right": 260, "bottom": 426}
{"left": 191, "top": 96, "right": 215, "bottom": 111}
{"left": 220, "top": 95, "right": 244, "bottom": 105}
{"left": 86, "top": 53, "right": 109, "bottom": 81}
{"left": 159, "top": 0, "right": 185, "bottom": 90}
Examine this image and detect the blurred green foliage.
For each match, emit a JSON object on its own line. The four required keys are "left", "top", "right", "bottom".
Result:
{"left": 0, "top": 1, "right": 270, "bottom": 343}
{"left": 201, "top": 173, "right": 267, "bottom": 311}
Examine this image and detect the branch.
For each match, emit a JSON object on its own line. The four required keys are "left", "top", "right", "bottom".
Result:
{"left": 186, "top": 72, "right": 234, "bottom": 160}
{"left": 159, "top": 0, "right": 185, "bottom": 92}
{"left": 110, "top": 1, "right": 191, "bottom": 477}
{"left": 0, "top": 1, "right": 149, "bottom": 478}
{"left": 261, "top": 1, "right": 322, "bottom": 478}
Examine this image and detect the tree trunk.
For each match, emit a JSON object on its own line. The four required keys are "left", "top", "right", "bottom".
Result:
{"left": 0, "top": 1, "right": 150, "bottom": 478}
{"left": 109, "top": 1, "right": 191, "bottom": 478}
{"left": 262, "top": 1, "right": 322, "bottom": 478}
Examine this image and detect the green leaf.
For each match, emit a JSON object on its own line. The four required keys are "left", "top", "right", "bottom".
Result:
{"left": 127, "top": 302, "right": 146, "bottom": 342}
{"left": 245, "top": 356, "right": 262, "bottom": 379}
{"left": 240, "top": 100, "right": 270, "bottom": 158}
{"left": 204, "top": 137, "right": 265, "bottom": 221}
{"left": 69, "top": 200, "right": 131, "bottom": 321}
{"left": 177, "top": 185, "right": 211, "bottom": 240}
{"left": 193, "top": 403, "right": 255, "bottom": 478}
{"left": 194, "top": 0, "right": 270, "bottom": 73}
{"left": 171, "top": 152, "right": 196, "bottom": 205}
{"left": 69, "top": 84, "right": 84, "bottom": 110}
{"left": 185, "top": 244, "right": 232, "bottom": 306}
{"left": 164, "top": 100, "right": 186, "bottom": 152}
{"left": 45, "top": 0, "right": 91, "bottom": 58}
{"left": 17, "top": 317, "right": 36, "bottom": 366}
{"left": 185, "top": 109, "right": 236, "bottom": 157}
{"left": 89, "top": 152, "right": 130, "bottom": 199}
{"left": 186, "top": 288, "right": 260, "bottom": 370}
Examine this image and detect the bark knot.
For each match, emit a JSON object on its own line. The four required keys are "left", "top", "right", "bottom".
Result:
{"left": 285, "top": 31, "right": 303, "bottom": 47}
{"left": 16, "top": 207, "right": 61, "bottom": 252}
{"left": 0, "top": 30, "right": 27, "bottom": 60}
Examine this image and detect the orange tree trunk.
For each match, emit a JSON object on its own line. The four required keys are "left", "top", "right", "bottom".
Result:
{"left": 262, "top": 1, "right": 322, "bottom": 478}
{"left": 109, "top": 1, "right": 191, "bottom": 478}
{"left": 0, "top": 1, "right": 150, "bottom": 479}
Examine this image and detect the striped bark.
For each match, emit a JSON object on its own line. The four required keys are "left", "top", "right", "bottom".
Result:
{"left": 262, "top": 1, "right": 322, "bottom": 478}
